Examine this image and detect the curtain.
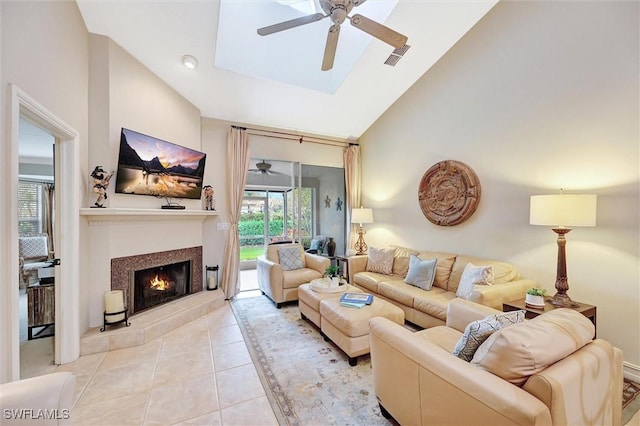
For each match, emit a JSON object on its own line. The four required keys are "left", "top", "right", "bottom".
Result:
{"left": 42, "top": 183, "right": 55, "bottom": 256}
{"left": 343, "top": 145, "right": 361, "bottom": 253}
{"left": 221, "top": 127, "right": 250, "bottom": 299}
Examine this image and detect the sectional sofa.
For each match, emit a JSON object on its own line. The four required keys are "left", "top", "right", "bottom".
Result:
{"left": 346, "top": 246, "right": 536, "bottom": 328}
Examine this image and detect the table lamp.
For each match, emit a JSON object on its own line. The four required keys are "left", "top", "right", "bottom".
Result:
{"left": 351, "top": 207, "right": 373, "bottom": 255}
{"left": 529, "top": 193, "right": 597, "bottom": 307}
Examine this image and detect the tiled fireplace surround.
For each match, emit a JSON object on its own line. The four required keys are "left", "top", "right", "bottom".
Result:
{"left": 111, "top": 246, "right": 204, "bottom": 315}
{"left": 80, "top": 246, "right": 224, "bottom": 355}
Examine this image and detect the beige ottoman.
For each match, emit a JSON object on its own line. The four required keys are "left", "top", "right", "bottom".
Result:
{"left": 298, "top": 283, "right": 360, "bottom": 327}
{"left": 319, "top": 296, "right": 405, "bottom": 366}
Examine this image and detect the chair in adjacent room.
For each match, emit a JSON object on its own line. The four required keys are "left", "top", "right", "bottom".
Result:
{"left": 18, "top": 233, "right": 53, "bottom": 287}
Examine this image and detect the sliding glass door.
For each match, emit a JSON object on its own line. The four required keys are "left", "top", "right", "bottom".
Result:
{"left": 241, "top": 159, "right": 345, "bottom": 265}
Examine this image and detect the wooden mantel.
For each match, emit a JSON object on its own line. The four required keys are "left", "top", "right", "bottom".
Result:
{"left": 79, "top": 208, "right": 219, "bottom": 223}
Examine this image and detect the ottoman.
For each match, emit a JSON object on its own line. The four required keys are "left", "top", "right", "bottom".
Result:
{"left": 298, "top": 283, "right": 360, "bottom": 327}
{"left": 319, "top": 296, "right": 405, "bottom": 366}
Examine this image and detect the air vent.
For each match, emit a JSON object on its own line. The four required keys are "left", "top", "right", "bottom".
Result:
{"left": 384, "top": 44, "right": 411, "bottom": 67}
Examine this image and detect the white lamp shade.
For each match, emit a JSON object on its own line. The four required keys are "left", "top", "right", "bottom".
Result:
{"left": 530, "top": 194, "right": 597, "bottom": 227}
{"left": 351, "top": 208, "right": 373, "bottom": 224}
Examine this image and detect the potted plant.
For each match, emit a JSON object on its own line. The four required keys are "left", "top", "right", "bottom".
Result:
{"left": 525, "top": 288, "right": 547, "bottom": 307}
{"left": 324, "top": 265, "right": 341, "bottom": 287}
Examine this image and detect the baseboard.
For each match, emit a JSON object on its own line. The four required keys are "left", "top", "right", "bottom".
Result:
{"left": 624, "top": 361, "right": 640, "bottom": 383}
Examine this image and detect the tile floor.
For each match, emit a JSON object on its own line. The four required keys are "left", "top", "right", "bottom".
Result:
{"left": 53, "top": 301, "right": 278, "bottom": 425}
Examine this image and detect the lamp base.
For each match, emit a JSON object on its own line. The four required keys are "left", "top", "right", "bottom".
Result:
{"left": 354, "top": 226, "right": 368, "bottom": 256}
{"left": 548, "top": 292, "right": 580, "bottom": 308}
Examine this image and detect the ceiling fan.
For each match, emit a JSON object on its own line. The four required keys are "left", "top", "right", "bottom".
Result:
{"left": 249, "top": 160, "right": 287, "bottom": 176}
{"left": 257, "top": 0, "right": 408, "bottom": 71}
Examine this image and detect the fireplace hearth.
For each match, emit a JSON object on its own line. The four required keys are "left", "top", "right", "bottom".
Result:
{"left": 132, "top": 261, "right": 191, "bottom": 314}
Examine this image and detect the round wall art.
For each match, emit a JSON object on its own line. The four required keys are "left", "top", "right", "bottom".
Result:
{"left": 418, "top": 160, "right": 481, "bottom": 226}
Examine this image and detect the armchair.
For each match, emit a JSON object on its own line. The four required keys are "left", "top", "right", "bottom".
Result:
{"left": 18, "top": 233, "right": 53, "bottom": 287}
{"left": 0, "top": 372, "right": 75, "bottom": 425}
{"left": 257, "top": 243, "right": 330, "bottom": 308}
{"left": 369, "top": 299, "right": 623, "bottom": 426}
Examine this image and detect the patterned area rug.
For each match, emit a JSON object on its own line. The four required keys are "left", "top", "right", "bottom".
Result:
{"left": 231, "top": 295, "right": 390, "bottom": 426}
{"left": 623, "top": 379, "right": 640, "bottom": 424}
{"left": 232, "top": 294, "right": 639, "bottom": 425}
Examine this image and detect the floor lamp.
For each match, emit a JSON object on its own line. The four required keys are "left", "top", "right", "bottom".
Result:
{"left": 351, "top": 207, "right": 373, "bottom": 255}
{"left": 529, "top": 193, "right": 597, "bottom": 308}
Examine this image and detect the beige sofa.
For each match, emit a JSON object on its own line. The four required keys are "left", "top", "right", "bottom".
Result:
{"left": 369, "top": 299, "right": 623, "bottom": 425}
{"left": 257, "top": 243, "right": 330, "bottom": 308}
{"left": 0, "top": 372, "right": 76, "bottom": 425}
{"left": 346, "top": 247, "right": 535, "bottom": 328}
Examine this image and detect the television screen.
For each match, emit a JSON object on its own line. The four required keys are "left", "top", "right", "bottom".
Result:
{"left": 115, "top": 128, "right": 207, "bottom": 200}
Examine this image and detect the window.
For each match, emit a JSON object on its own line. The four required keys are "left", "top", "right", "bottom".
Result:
{"left": 18, "top": 181, "right": 42, "bottom": 235}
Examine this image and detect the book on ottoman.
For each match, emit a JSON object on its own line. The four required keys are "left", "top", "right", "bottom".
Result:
{"left": 340, "top": 292, "right": 373, "bottom": 305}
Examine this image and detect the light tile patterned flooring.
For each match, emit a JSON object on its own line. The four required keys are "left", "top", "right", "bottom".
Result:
{"left": 52, "top": 302, "right": 278, "bottom": 425}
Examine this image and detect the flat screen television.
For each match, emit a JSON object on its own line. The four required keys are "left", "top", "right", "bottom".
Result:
{"left": 115, "top": 128, "right": 207, "bottom": 200}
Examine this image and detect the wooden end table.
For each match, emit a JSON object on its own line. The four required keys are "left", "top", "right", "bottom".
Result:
{"left": 503, "top": 298, "right": 597, "bottom": 337}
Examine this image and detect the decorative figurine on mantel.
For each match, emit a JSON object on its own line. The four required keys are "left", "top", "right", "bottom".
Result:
{"left": 91, "top": 166, "right": 114, "bottom": 208}
{"left": 203, "top": 185, "right": 215, "bottom": 210}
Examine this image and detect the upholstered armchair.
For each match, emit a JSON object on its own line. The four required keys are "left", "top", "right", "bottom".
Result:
{"left": 0, "top": 372, "right": 75, "bottom": 425}
{"left": 369, "top": 298, "right": 623, "bottom": 426}
{"left": 257, "top": 243, "right": 330, "bottom": 308}
{"left": 18, "top": 233, "right": 53, "bottom": 287}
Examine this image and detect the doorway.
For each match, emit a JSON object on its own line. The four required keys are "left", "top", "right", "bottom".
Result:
{"left": 2, "top": 85, "right": 80, "bottom": 382}
{"left": 17, "top": 116, "right": 56, "bottom": 378}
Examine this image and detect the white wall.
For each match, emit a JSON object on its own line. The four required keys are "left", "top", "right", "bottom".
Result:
{"left": 360, "top": 1, "right": 639, "bottom": 372}
{"left": 1, "top": 0, "right": 89, "bottom": 381}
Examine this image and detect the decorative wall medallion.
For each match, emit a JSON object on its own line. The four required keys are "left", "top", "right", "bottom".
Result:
{"left": 418, "top": 160, "right": 481, "bottom": 226}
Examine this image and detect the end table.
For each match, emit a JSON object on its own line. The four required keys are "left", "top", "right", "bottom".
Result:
{"left": 503, "top": 298, "right": 597, "bottom": 337}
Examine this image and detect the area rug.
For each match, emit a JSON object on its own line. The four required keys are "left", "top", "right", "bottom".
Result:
{"left": 231, "top": 295, "right": 390, "bottom": 426}
{"left": 232, "top": 294, "right": 639, "bottom": 425}
{"left": 623, "top": 379, "right": 640, "bottom": 425}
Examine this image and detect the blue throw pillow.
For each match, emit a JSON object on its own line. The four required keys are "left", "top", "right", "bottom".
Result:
{"left": 404, "top": 255, "right": 437, "bottom": 290}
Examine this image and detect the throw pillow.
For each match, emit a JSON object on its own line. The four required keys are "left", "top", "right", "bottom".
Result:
{"left": 453, "top": 310, "right": 525, "bottom": 362}
{"left": 403, "top": 256, "right": 437, "bottom": 290}
{"left": 456, "top": 263, "right": 495, "bottom": 299}
{"left": 309, "top": 239, "right": 321, "bottom": 251}
{"left": 278, "top": 246, "right": 304, "bottom": 271}
{"left": 366, "top": 247, "right": 396, "bottom": 274}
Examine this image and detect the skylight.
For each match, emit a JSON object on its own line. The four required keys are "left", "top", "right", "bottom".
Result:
{"left": 215, "top": 0, "right": 398, "bottom": 94}
{"left": 276, "top": 0, "right": 318, "bottom": 15}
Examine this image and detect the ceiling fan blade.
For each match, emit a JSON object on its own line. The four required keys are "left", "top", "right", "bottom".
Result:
{"left": 349, "top": 14, "right": 407, "bottom": 49}
{"left": 257, "top": 13, "right": 325, "bottom": 36}
{"left": 321, "top": 25, "right": 340, "bottom": 71}
{"left": 352, "top": 0, "right": 367, "bottom": 6}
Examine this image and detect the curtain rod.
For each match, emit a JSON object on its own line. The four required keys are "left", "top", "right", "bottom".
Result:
{"left": 232, "top": 125, "right": 358, "bottom": 148}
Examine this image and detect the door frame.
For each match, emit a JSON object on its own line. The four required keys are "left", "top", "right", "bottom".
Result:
{"left": 2, "top": 84, "right": 80, "bottom": 381}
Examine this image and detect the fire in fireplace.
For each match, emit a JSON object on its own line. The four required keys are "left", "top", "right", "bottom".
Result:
{"left": 131, "top": 260, "right": 191, "bottom": 314}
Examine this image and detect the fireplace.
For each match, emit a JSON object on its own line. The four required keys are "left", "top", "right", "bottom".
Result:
{"left": 111, "top": 246, "right": 203, "bottom": 316}
{"left": 131, "top": 261, "right": 191, "bottom": 314}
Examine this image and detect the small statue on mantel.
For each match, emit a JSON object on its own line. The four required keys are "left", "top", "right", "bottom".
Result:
{"left": 203, "top": 185, "right": 215, "bottom": 210}
{"left": 91, "top": 166, "right": 114, "bottom": 208}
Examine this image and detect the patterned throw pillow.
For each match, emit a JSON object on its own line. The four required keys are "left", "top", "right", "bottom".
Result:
{"left": 456, "top": 263, "right": 495, "bottom": 299}
{"left": 404, "top": 256, "right": 437, "bottom": 290}
{"left": 453, "top": 310, "right": 525, "bottom": 362}
{"left": 278, "top": 246, "right": 304, "bottom": 271}
{"left": 366, "top": 247, "right": 396, "bottom": 274}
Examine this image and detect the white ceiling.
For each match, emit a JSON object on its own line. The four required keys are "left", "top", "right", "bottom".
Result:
{"left": 76, "top": 0, "right": 498, "bottom": 139}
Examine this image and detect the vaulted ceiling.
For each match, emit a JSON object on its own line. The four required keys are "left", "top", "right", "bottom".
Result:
{"left": 76, "top": 0, "right": 497, "bottom": 139}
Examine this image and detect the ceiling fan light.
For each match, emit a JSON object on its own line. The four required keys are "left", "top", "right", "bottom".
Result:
{"left": 181, "top": 55, "right": 198, "bottom": 69}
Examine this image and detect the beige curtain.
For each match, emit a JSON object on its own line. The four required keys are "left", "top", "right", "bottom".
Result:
{"left": 221, "top": 127, "right": 250, "bottom": 299}
{"left": 42, "top": 183, "right": 55, "bottom": 255}
{"left": 343, "top": 145, "right": 361, "bottom": 252}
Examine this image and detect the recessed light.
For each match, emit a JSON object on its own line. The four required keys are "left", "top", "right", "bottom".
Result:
{"left": 181, "top": 55, "right": 198, "bottom": 70}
